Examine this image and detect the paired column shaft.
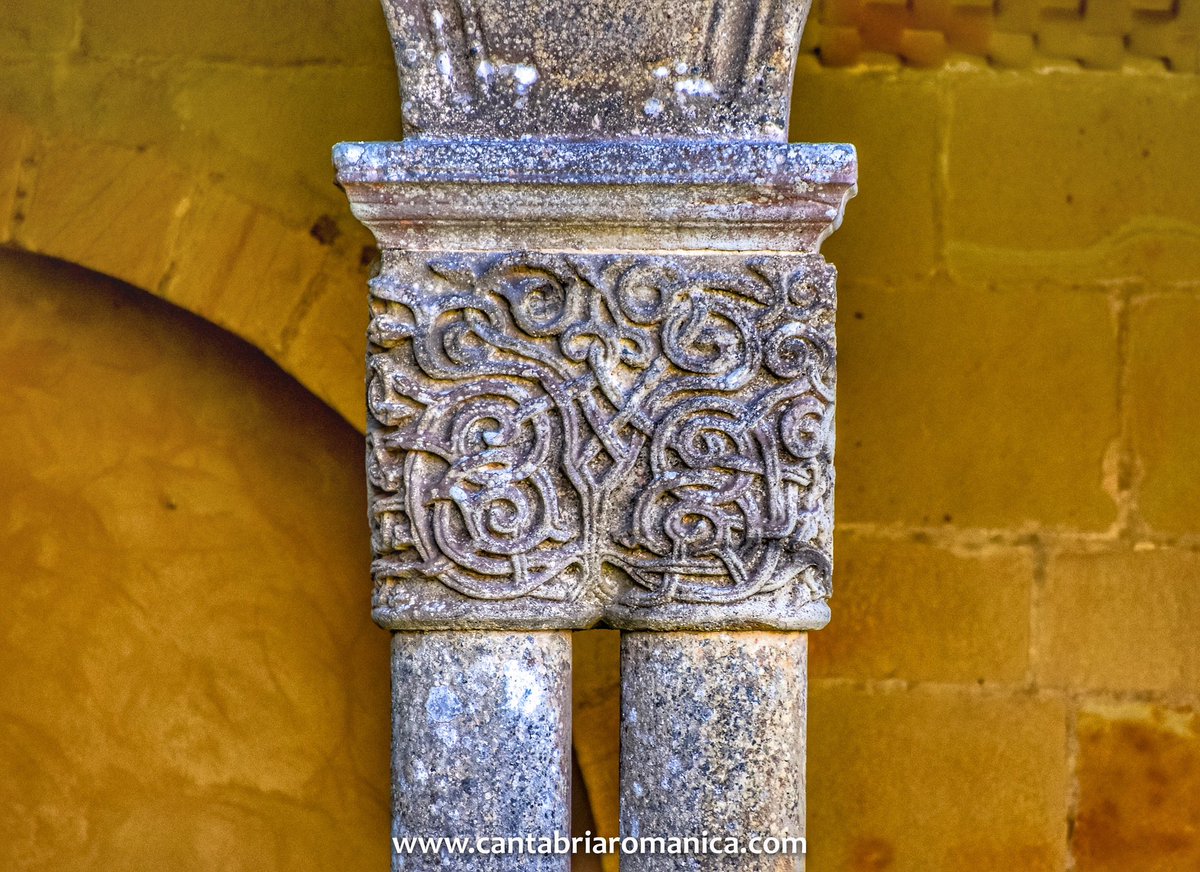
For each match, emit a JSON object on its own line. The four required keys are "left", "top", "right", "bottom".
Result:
{"left": 390, "top": 631, "right": 572, "bottom": 871}
{"left": 620, "top": 632, "right": 809, "bottom": 871}
{"left": 392, "top": 630, "right": 808, "bottom": 870}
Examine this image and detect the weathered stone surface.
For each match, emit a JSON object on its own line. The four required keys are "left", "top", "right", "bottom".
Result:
{"left": 366, "top": 250, "right": 837, "bottom": 631}
{"left": 1128, "top": 295, "right": 1200, "bottom": 535}
{"left": 810, "top": 535, "right": 1033, "bottom": 684}
{"left": 379, "top": 0, "right": 812, "bottom": 140}
{"left": 1074, "top": 703, "right": 1200, "bottom": 872}
{"left": 1036, "top": 548, "right": 1200, "bottom": 695}
{"left": 808, "top": 685, "right": 1069, "bottom": 872}
{"left": 342, "top": 4, "right": 854, "bottom": 867}
{"left": 390, "top": 631, "right": 571, "bottom": 871}
{"left": 620, "top": 632, "right": 808, "bottom": 870}
{"left": 335, "top": 139, "right": 856, "bottom": 253}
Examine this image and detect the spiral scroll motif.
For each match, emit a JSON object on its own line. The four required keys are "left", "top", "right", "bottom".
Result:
{"left": 366, "top": 251, "right": 837, "bottom": 628}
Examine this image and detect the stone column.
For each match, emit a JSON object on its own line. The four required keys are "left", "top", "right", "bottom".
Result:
{"left": 621, "top": 633, "right": 809, "bottom": 871}
{"left": 336, "top": 2, "right": 855, "bottom": 870}
{"left": 391, "top": 631, "right": 571, "bottom": 871}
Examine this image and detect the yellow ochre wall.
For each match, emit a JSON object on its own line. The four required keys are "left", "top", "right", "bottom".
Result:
{"left": 1, "top": 1, "right": 1198, "bottom": 870}
{"left": 0, "top": 249, "right": 388, "bottom": 869}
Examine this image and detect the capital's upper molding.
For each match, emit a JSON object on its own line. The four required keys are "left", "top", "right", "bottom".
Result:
{"left": 381, "top": 0, "right": 812, "bottom": 141}
{"left": 334, "top": 139, "right": 856, "bottom": 251}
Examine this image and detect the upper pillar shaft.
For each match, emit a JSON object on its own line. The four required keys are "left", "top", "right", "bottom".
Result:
{"left": 381, "top": 0, "right": 813, "bottom": 141}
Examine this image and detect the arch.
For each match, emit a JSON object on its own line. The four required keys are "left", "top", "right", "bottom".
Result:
{"left": 0, "top": 114, "right": 370, "bottom": 430}
{"left": 0, "top": 245, "right": 388, "bottom": 869}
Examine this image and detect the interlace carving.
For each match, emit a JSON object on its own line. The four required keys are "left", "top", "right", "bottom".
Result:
{"left": 366, "top": 252, "right": 835, "bottom": 625}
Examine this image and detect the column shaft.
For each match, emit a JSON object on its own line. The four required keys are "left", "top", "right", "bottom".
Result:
{"left": 391, "top": 630, "right": 572, "bottom": 871}
{"left": 620, "top": 632, "right": 808, "bottom": 871}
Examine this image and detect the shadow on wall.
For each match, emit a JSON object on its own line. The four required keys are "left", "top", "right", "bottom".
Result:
{"left": 0, "top": 247, "right": 392, "bottom": 870}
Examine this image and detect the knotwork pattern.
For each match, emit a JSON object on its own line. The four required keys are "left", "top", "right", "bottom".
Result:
{"left": 366, "top": 251, "right": 835, "bottom": 624}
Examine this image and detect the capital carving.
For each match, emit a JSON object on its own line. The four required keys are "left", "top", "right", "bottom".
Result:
{"left": 366, "top": 250, "right": 835, "bottom": 630}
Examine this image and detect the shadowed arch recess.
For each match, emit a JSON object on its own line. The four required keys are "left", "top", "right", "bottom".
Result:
{"left": 0, "top": 116, "right": 373, "bottom": 430}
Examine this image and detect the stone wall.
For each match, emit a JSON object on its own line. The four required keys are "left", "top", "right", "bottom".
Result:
{"left": 0, "top": 248, "right": 390, "bottom": 870}
{"left": 1, "top": 2, "right": 1198, "bottom": 871}
{"left": 794, "top": 61, "right": 1200, "bottom": 872}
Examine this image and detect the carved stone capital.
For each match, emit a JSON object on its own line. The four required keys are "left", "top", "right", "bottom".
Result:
{"left": 361, "top": 246, "right": 838, "bottom": 631}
